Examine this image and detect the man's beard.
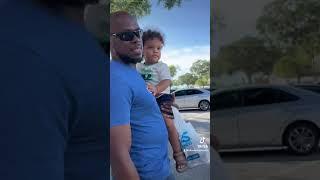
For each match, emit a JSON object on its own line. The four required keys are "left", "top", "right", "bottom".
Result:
{"left": 118, "top": 53, "right": 143, "bottom": 65}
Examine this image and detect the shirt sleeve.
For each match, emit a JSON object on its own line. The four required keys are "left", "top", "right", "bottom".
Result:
{"left": 110, "top": 75, "right": 133, "bottom": 127}
{"left": 0, "top": 42, "right": 68, "bottom": 180}
{"left": 158, "top": 62, "right": 172, "bottom": 81}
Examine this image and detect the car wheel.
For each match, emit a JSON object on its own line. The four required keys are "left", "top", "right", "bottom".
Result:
{"left": 199, "top": 100, "right": 210, "bottom": 111}
{"left": 284, "top": 123, "right": 320, "bottom": 155}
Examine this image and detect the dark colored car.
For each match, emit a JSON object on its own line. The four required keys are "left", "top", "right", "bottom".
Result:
{"left": 293, "top": 84, "right": 320, "bottom": 94}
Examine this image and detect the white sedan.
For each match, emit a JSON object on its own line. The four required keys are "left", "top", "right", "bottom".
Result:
{"left": 212, "top": 85, "right": 320, "bottom": 155}
{"left": 172, "top": 88, "right": 210, "bottom": 111}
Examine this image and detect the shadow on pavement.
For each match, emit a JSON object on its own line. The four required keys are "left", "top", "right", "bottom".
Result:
{"left": 220, "top": 150, "right": 320, "bottom": 163}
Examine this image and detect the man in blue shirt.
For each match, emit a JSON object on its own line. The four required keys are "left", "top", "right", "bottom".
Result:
{"left": 110, "top": 11, "right": 172, "bottom": 180}
{"left": 0, "top": 0, "right": 107, "bottom": 180}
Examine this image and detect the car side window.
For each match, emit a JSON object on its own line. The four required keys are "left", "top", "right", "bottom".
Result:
{"left": 277, "top": 89, "right": 300, "bottom": 102}
{"left": 194, "top": 90, "right": 204, "bottom": 94}
{"left": 243, "top": 88, "right": 299, "bottom": 106}
{"left": 310, "top": 88, "right": 320, "bottom": 94}
{"left": 302, "top": 86, "right": 320, "bottom": 94}
{"left": 174, "top": 90, "right": 186, "bottom": 97}
{"left": 186, "top": 89, "right": 203, "bottom": 95}
{"left": 243, "top": 88, "right": 275, "bottom": 106}
{"left": 212, "top": 91, "right": 241, "bottom": 110}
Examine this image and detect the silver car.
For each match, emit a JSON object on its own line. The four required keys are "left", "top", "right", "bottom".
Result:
{"left": 212, "top": 85, "right": 320, "bottom": 155}
{"left": 172, "top": 88, "right": 210, "bottom": 111}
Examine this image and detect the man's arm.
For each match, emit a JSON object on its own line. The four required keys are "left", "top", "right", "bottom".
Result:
{"left": 110, "top": 125, "right": 139, "bottom": 180}
{"left": 110, "top": 74, "right": 139, "bottom": 180}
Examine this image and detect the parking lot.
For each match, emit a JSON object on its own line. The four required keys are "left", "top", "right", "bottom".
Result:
{"left": 221, "top": 149, "right": 320, "bottom": 180}
{"left": 175, "top": 110, "right": 320, "bottom": 180}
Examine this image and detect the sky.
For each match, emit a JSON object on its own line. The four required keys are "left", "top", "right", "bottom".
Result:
{"left": 138, "top": 0, "right": 210, "bottom": 78}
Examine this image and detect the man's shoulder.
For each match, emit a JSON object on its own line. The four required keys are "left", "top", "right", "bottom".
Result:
{"left": 110, "top": 61, "right": 135, "bottom": 84}
{"left": 110, "top": 60, "right": 126, "bottom": 73}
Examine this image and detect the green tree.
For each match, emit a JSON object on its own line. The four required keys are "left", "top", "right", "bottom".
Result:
{"left": 189, "top": 60, "right": 210, "bottom": 87}
{"left": 257, "top": 0, "right": 320, "bottom": 50}
{"left": 172, "top": 79, "right": 180, "bottom": 86}
{"left": 190, "top": 60, "right": 210, "bottom": 78}
{"left": 157, "top": 0, "right": 184, "bottom": 9}
{"left": 256, "top": 0, "right": 320, "bottom": 78}
{"left": 273, "top": 47, "right": 312, "bottom": 82}
{"left": 177, "top": 73, "right": 197, "bottom": 86}
{"left": 195, "top": 75, "right": 209, "bottom": 87}
{"left": 211, "top": 57, "right": 233, "bottom": 77}
{"left": 111, "top": 0, "right": 151, "bottom": 18}
{"left": 273, "top": 57, "right": 298, "bottom": 79}
{"left": 211, "top": 36, "right": 281, "bottom": 83}
{"left": 168, "top": 65, "right": 180, "bottom": 90}
{"left": 168, "top": 65, "right": 180, "bottom": 78}
{"left": 111, "top": 0, "right": 188, "bottom": 18}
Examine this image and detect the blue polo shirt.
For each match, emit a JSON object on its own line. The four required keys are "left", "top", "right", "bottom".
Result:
{"left": 110, "top": 60, "right": 170, "bottom": 180}
{"left": 0, "top": 1, "right": 107, "bottom": 180}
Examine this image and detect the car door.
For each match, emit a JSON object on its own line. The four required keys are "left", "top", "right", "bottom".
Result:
{"left": 237, "top": 88, "right": 298, "bottom": 147}
{"left": 174, "top": 90, "right": 187, "bottom": 108}
{"left": 184, "top": 89, "right": 204, "bottom": 108}
{"left": 212, "top": 91, "right": 242, "bottom": 148}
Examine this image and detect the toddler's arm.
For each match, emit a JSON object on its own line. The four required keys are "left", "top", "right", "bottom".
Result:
{"left": 155, "top": 79, "right": 171, "bottom": 95}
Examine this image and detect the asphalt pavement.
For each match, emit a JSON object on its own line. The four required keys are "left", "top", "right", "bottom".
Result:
{"left": 221, "top": 150, "right": 320, "bottom": 180}
{"left": 174, "top": 110, "right": 320, "bottom": 180}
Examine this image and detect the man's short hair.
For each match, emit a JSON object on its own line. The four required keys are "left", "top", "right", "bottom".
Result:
{"left": 110, "top": 11, "right": 137, "bottom": 34}
{"left": 110, "top": 11, "right": 136, "bottom": 24}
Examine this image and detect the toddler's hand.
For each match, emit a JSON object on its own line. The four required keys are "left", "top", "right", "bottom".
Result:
{"left": 146, "top": 83, "right": 157, "bottom": 96}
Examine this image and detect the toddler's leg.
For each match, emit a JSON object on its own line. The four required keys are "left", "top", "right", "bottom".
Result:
{"left": 157, "top": 94, "right": 188, "bottom": 173}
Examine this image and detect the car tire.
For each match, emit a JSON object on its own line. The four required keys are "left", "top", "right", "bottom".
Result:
{"left": 199, "top": 100, "right": 210, "bottom": 111}
{"left": 284, "top": 123, "right": 320, "bottom": 155}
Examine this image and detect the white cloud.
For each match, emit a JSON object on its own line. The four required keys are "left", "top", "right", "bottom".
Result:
{"left": 181, "top": 48, "right": 193, "bottom": 53}
{"left": 160, "top": 45, "right": 210, "bottom": 78}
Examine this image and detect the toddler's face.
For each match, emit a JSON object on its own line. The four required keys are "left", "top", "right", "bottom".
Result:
{"left": 143, "top": 38, "right": 163, "bottom": 64}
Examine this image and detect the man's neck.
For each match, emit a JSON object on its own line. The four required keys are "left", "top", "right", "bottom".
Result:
{"left": 113, "top": 59, "right": 136, "bottom": 69}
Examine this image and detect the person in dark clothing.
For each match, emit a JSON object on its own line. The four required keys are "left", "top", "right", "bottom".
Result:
{"left": 0, "top": 0, "right": 108, "bottom": 180}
